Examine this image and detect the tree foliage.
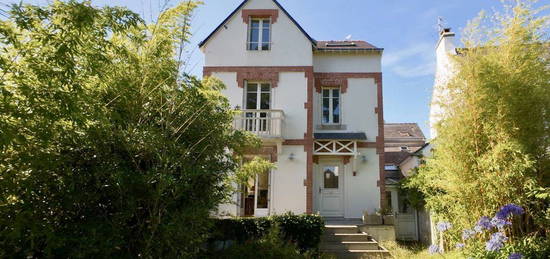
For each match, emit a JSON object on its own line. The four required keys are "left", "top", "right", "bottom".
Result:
{"left": 0, "top": 1, "right": 262, "bottom": 257}
{"left": 408, "top": 0, "right": 549, "bottom": 248}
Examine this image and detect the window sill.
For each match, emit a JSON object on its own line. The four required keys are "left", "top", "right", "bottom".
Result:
{"left": 317, "top": 124, "right": 347, "bottom": 130}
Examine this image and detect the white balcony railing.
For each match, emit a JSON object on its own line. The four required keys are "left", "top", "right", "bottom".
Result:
{"left": 233, "top": 109, "right": 284, "bottom": 139}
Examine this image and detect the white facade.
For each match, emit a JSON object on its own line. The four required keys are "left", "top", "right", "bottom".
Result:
{"left": 201, "top": 0, "right": 385, "bottom": 219}
{"left": 429, "top": 29, "right": 457, "bottom": 138}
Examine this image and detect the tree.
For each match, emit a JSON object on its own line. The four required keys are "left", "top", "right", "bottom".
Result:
{"left": 0, "top": 1, "right": 264, "bottom": 257}
{"left": 408, "top": 0, "right": 549, "bottom": 251}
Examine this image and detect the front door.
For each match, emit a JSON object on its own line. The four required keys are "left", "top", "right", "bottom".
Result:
{"left": 317, "top": 163, "right": 344, "bottom": 217}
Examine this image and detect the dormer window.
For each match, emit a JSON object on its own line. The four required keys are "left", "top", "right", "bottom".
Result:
{"left": 248, "top": 18, "right": 271, "bottom": 51}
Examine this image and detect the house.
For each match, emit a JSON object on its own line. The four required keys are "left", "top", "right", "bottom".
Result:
{"left": 200, "top": 0, "right": 385, "bottom": 219}
{"left": 382, "top": 123, "right": 430, "bottom": 242}
{"left": 429, "top": 28, "right": 457, "bottom": 138}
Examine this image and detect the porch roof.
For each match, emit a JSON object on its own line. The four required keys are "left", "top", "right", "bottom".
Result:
{"left": 314, "top": 132, "right": 367, "bottom": 140}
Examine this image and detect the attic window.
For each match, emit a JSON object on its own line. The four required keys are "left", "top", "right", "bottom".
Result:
{"left": 401, "top": 146, "right": 409, "bottom": 151}
{"left": 325, "top": 42, "right": 356, "bottom": 47}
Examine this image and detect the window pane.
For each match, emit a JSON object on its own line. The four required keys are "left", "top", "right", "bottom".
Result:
{"left": 322, "top": 89, "right": 330, "bottom": 97}
{"left": 322, "top": 98, "right": 330, "bottom": 123}
{"left": 333, "top": 97, "right": 340, "bottom": 123}
{"left": 247, "top": 83, "right": 258, "bottom": 92}
{"left": 260, "top": 93, "right": 270, "bottom": 110}
{"left": 332, "top": 89, "right": 340, "bottom": 98}
{"left": 251, "top": 20, "right": 260, "bottom": 28}
{"left": 262, "top": 28, "right": 270, "bottom": 50}
{"left": 256, "top": 172, "right": 269, "bottom": 209}
{"left": 323, "top": 166, "right": 339, "bottom": 189}
{"left": 246, "top": 93, "right": 257, "bottom": 109}
{"left": 261, "top": 84, "right": 270, "bottom": 92}
{"left": 262, "top": 20, "right": 270, "bottom": 27}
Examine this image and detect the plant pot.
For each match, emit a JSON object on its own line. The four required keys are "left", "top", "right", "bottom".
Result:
{"left": 382, "top": 215, "right": 394, "bottom": 225}
{"left": 362, "top": 212, "right": 383, "bottom": 225}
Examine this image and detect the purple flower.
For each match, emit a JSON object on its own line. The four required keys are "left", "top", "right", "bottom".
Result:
{"left": 436, "top": 221, "right": 452, "bottom": 232}
{"left": 456, "top": 243, "right": 465, "bottom": 249}
{"left": 474, "top": 225, "right": 484, "bottom": 233}
{"left": 491, "top": 216, "right": 512, "bottom": 229}
{"left": 476, "top": 216, "right": 494, "bottom": 231}
{"left": 462, "top": 229, "right": 476, "bottom": 240}
{"left": 429, "top": 244, "right": 442, "bottom": 254}
{"left": 486, "top": 232, "right": 508, "bottom": 252}
{"left": 508, "top": 253, "right": 523, "bottom": 259}
{"left": 496, "top": 204, "right": 524, "bottom": 219}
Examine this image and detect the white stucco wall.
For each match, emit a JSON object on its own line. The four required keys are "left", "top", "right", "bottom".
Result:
{"left": 274, "top": 72, "right": 308, "bottom": 139}
{"left": 312, "top": 77, "right": 379, "bottom": 141}
{"left": 313, "top": 53, "right": 382, "bottom": 73}
{"left": 344, "top": 148, "right": 381, "bottom": 218}
{"left": 270, "top": 146, "right": 307, "bottom": 215}
{"left": 214, "top": 72, "right": 241, "bottom": 109}
{"left": 202, "top": 0, "right": 313, "bottom": 67}
{"left": 430, "top": 32, "right": 457, "bottom": 138}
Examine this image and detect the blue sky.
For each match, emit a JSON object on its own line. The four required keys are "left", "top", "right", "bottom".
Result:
{"left": 5, "top": 0, "right": 529, "bottom": 138}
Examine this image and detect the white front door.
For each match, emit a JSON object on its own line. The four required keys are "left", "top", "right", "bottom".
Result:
{"left": 317, "top": 163, "right": 344, "bottom": 217}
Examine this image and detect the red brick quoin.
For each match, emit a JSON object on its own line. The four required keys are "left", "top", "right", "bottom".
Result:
{"left": 242, "top": 9, "right": 279, "bottom": 24}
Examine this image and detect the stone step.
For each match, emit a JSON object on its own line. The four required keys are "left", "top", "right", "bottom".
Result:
{"left": 324, "top": 225, "right": 360, "bottom": 234}
{"left": 323, "top": 233, "right": 372, "bottom": 242}
{"left": 320, "top": 249, "right": 391, "bottom": 259}
{"left": 320, "top": 241, "right": 380, "bottom": 250}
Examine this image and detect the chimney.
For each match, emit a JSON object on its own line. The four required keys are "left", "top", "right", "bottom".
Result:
{"left": 436, "top": 27, "right": 456, "bottom": 56}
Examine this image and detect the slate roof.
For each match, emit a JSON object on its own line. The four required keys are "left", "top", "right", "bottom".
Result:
{"left": 385, "top": 169, "right": 404, "bottom": 185}
{"left": 315, "top": 40, "right": 382, "bottom": 51}
{"left": 384, "top": 151, "right": 412, "bottom": 165}
{"left": 384, "top": 123, "right": 426, "bottom": 140}
{"left": 314, "top": 132, "right": 367, "bottom": 140}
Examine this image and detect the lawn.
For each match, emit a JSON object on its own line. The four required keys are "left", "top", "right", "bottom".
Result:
{"left": 381, "top": 241, "right": 466, "bottom": 259}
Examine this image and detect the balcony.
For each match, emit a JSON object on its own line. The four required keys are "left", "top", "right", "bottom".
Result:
{"left": 233, "top": 110, "right": 284, "bottom": 139}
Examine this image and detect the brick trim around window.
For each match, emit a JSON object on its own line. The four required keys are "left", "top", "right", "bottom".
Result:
{"left": 242, "top": 9, "right": 279, "bottom": 24}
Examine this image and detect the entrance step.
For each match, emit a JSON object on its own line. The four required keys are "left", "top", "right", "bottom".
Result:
{"left": 325, "top": 225, "right": 361, "bottom": 234}
{"left": 323, "top": 233, "right": 372, "bottom": 242}
{"left": 321, "top": 223, "right": 391, "bottom": 258}
{"left": 320, "top": 241, "right": 380, "bottom": 250}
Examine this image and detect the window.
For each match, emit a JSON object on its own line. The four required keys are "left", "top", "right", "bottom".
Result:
{"left": 401, "top": 146, "right": 409, "bottom": 151}
{"left": 322, "top": 88, "right": 341, "bottom": 124}
{"left": 323, "top": 166, "right": 339, "bottom": 189}
{"left": 248, "top": 18, "right": 270, "bottom": 50}
{"left": 245, "top": 82, "right": 271, "bottom": 132}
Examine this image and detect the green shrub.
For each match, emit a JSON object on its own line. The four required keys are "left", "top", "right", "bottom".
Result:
{"left": 210, "top": 213, "right": 324, "bottom": 254}
{"left": 207, "top": 225, "right": 305, "bottom": 259}
{"left": 273, "top": 213, "right": 325, "bottom": 252}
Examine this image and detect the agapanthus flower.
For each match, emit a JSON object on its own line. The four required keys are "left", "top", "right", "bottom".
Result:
{"left": 429, "top": 244, "right": 442, "bottom": 254}
{"left": 476, "top": 216, "right": 493, "bottom": 231}
{"left": 491, "top": 216, "right": 512, "bottom": 229}
{"left": 462, "top": 229, "right": 476, "bottom": 240}
{"left": 456, "top": 243, "right": 465, "bottom": 249}
{"left": 436, "top": 221, "right": 452, "bottom": 232}
{"left": 496, "top": 204, "right": 524, "bottom": 219}
{"left": 474, "top": 225, "right": 484, "bottom": 233}
{"left": 485, "top": 232, "right": 508, "bottom": 252}
{"left": 508, "top": 253, "right": 523, "bottom": 259}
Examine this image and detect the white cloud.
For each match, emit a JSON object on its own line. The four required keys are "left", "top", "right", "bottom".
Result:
{"left": 383, "top": 42, "right": 436, "bottom": 78}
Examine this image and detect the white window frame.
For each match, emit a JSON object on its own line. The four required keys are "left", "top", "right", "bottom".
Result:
{"left": 247, "top": 18, "right": 271, "bottom": 51}
{"left": 321, "top": 87, "right": 341, "bottom": 125}
{"left": 244, "top": 81, "right": 272, "bottom": 110}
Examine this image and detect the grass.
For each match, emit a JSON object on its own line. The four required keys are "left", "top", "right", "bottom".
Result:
{"left": 381, "top": 241, "right": 466, "bottom": 259}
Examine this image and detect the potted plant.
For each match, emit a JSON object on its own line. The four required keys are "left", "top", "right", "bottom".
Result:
{"left": 362, "top": 210, "right": 383, "bottom": 225}
{"left": 377, "top": 207, "right": 394, "bottom": 225}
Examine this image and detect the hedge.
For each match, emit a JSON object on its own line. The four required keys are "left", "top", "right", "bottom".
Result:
{"left": 209, "top": 213, "right": 324, "bottom": 253}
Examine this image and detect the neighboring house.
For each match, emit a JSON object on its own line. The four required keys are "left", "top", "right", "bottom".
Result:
{"left": 383, "top": 123, "right": 429, "bottom": 242}
{"left": 429, "top": 28, "right": 457, "bottom": 138}
{"left": 200, "top": 0, "right": 385, "bottom": 219}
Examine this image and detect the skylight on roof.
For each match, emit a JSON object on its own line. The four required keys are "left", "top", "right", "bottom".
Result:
{"left": 325, "top": 42, "right": 356, "bottom": 47}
